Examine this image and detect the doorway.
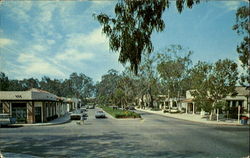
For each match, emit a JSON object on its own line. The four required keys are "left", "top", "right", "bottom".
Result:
{"left": 12, "top": 103, "right": 27, "bottom": 123}
{"left": 35, "top": 107, "right": 42, "bottom": 123}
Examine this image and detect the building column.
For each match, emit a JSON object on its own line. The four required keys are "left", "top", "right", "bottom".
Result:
{"left": 230, "top": 101, "right": 232, "bottom": 108}
{"left": 41, "top": 102, "right": 44, "bottom": 123}
{"left": 186, "top": 103, "right": 188, "bottom": 114}
{"left": 193, "top": 103, "right": 195, "bottom": 115}
{"left": 50, "top": 102, "right": 52, "bottom": 117}
{"left": 42, "top": 102, "right": 46, "bottom": 122}
{"left": 3, "top": 102, "right": 10, "bottom": 114}
{"left": 27, "top": 101, "right": 35, "bottom": 124}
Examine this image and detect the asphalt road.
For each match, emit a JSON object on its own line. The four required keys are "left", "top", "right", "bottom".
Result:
{"left": 0, "top": 108, "right": 249, "bottom": 158}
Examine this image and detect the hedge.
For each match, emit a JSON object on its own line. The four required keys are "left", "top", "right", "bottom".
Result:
{"left": 100, "top": 106, "right": 141, "bottom": 119}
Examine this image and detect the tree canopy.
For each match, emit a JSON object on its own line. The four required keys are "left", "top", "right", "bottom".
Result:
{"left": 190, "top": 59, "right": 238, "bottom": 114}
{"left": 157, "top": 45, "right": 193, "bottom": 98}
{"left": 0, "top": 72, "right": 95, "bottom": 100}
{"left": 233, "top": 5, "right": 250, "bottom": 86}
{"left": 94, "top": 0, "right": 200, "bottom": 74}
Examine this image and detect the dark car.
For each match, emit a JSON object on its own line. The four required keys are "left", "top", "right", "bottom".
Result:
{"left": 129, "top": 106, "right": 136, "bottom": 110}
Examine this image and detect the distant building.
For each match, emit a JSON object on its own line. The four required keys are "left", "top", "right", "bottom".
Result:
{"left": 0, "top": 88, "right": 71, "bottom": 124}
{"left": 137, "top": 94, "right": 186, "bottom": 111}
{"left": 183, "top": 87, "right": 250, "bottom": 116}
{"left": 224, "top": 86, "right": 249, "bottom": 117}
{"left": 66, "top": 98, "right": 81, "bottom": 112}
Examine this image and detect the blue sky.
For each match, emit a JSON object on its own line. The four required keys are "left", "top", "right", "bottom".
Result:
{"left": 0, "top": 1, "right": 247, "bottom": 82}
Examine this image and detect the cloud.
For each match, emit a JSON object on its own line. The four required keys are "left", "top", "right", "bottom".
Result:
{"left": 222, "top": 1, "right": 241, "bottom": 11}
{"left": 86, "top": 27, "right": 108, "bottom": 46}
{"left": 47, "top": 40, "right": 55, "bottom": 45}
{"left": 17, "top": 53, "right": 66, "bottom": 77}
{"left": 56, "top": 49, "right": 94, "bottom": 62}
{"left": 0, "top": 38, "right": 15, "bottom": 47}
{"left": 66, "top": 27, "right": 108, "bottom": 48}
{"left": 32, "top": 44, "right": 47, "bottom": 52}
{"left": 4, "top": 1, "right": 33, "bottom": 23}
{"left": 1, "top": 1, "right": 123, "bottom": 81}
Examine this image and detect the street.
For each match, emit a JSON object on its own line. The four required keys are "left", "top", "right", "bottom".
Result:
{"left": 0, "top": 108, "right": 249, "bottom": 158}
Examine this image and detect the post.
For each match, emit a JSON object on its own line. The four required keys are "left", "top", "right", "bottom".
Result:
{"left": 186, "top": 103, "right": 188, "bottom": 114}
{"left": 238, "top": 105, "right": 240, "bottom": 124}
{"left": 178, "top": 91, "right": 180, "bottom": 110}
{"left": 193, "top": 103, "right": 195, "bottom": 115}
{"left": 168, "top": 90, "right": 170, "bottom": 112}
{"left": 216, "top": 109, "right": 219, "bottom": 122}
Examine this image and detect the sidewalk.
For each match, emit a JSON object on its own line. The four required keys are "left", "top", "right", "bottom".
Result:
{"left": 12, "top": 113, "right": 71, "bottom": 127}
{"left": 136, "top": 108, "right": 248, "bottom": 126}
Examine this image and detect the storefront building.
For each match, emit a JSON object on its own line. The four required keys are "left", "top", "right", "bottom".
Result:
{"left": 183, "top": 86, "right": 249, "bottom": 116}
{"left": 0, "top": 88, "right": 68, "bottom": 124}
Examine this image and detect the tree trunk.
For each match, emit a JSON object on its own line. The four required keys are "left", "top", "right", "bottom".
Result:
{"left": 150, "top": 95, "right": 154, "bottom": 108}
{"left": 210, "top": 109, "right": 213, "bottom": 120}
{"left": 140, "top": 95, "right": 144, "bottom": 109}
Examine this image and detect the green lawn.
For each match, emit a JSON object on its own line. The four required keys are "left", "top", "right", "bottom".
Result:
{"left": 99, "top": 106, "right": 141, "bottom": 119}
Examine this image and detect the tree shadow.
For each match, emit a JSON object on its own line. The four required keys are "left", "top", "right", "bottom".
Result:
{"left": 0, "top": 131, "right": 208, "bottom": 158}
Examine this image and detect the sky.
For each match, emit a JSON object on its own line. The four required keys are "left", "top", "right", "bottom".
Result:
{"left": 0, "top": 0, "right": 248, "bottom": 82}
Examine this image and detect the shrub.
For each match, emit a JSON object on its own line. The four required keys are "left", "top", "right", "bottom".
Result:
{"left": 100, "top": 105, "right": 141, "bottom": 118}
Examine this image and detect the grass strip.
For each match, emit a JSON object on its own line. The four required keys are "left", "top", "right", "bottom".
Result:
{"left": 99, "top": 106, "right": 141, "bottom": 119}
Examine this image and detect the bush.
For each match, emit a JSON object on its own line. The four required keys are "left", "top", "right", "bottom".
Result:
{"left": 100, "top": 105, "right": 141, "bottom": 118}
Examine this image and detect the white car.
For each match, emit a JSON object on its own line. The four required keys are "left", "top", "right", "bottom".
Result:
{"left": 95, "top": 110, "right": 106, "bottom": 118}
{"left": 70, "top": 110, "right": 87, "bottom": 120}
{"left": 0, "top": 114, "right": 15, "bottom": 127}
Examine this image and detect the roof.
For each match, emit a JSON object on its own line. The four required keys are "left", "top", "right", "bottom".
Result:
{"left": 234, "top": 86, "right": 249, "bottom": 96}
{"left": 0, "top": 89, "right": 57, "bottom": 101}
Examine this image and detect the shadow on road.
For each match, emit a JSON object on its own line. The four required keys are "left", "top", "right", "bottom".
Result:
{"left": 214, "top": 126, "right": 250, "bottom": 132}
{"left": 0, "top": 131, "right": 208, "bottom": 158}
{"left": 0, "top": 125, "right": 23, "bottom": 128}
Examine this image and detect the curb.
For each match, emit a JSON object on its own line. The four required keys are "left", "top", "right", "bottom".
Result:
{"left": 136, "top": 109, "right": 248, "bottom": 127}
{"left": 10, "top": 117, "right": 71, "bottom": 127}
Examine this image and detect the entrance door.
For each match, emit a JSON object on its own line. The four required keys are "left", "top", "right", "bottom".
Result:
{"left": 35, "top": 107, "right": 42, "bottom": 123}
{"left": 12, "top": 103, "right": 27, "bottom": 123}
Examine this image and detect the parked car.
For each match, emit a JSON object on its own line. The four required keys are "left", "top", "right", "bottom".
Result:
{"left": 86, "top": 104, "right": 95, "bottom": 109}
{"left": 170, "top": 107, "right": 179, "bottom": 113}
{"left": 95, "top": 110, "right": 106, "bottom": 118}
{"left": 125, "top": 106, "right": 136, "bottom": 110}
{"left": 80, "top": 108, "right": 88, "bottom": 112}
{"left": 70, "top": 110, "right": 87, "bottom": 120}
{"left": 128, "top": 106, "right": 136, "bottom": 110}
{"left": 0, "top": 114, "right": 15, "bottom": 127}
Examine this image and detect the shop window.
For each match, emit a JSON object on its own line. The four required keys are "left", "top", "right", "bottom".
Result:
{"left": 12, "top": 103, "right": 27, "bottom": 123}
